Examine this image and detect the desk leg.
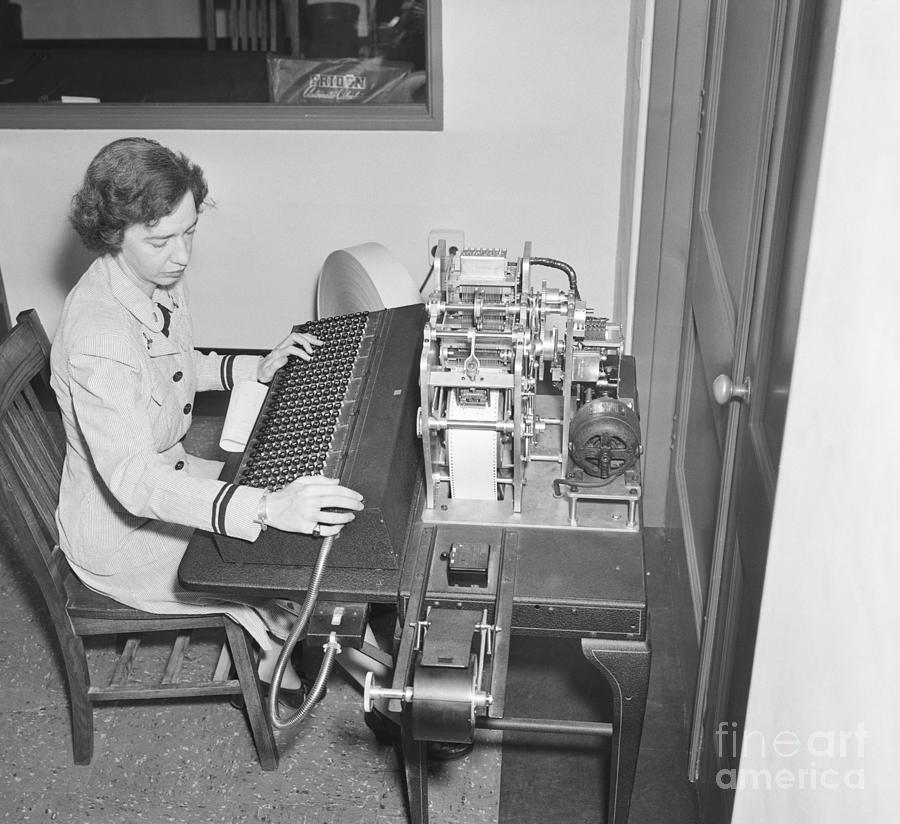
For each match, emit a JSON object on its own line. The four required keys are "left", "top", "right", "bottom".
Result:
{"left": 400, "top": 711, "right": 430, "bottom": 824}
{"left": 581, "top": 638, "right": 650, "bottom": 824}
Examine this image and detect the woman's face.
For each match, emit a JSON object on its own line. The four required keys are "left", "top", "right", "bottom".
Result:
{"left": 116, "top": 190, "right": 198, "bottom": 297}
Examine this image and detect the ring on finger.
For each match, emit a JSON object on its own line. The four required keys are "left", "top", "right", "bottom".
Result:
{"left": 311, "top": 523, "right": 322, "bottom": 538}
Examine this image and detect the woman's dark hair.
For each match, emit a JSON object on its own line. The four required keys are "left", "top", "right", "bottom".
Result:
{"left": 69, "top": 137, "right": 209, "bottom": 255}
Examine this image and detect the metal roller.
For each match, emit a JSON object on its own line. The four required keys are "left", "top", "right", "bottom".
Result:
{"left": 410, "top": 657, "right": 479, "bottom": 744}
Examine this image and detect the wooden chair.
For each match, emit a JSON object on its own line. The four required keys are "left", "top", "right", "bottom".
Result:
{"left": 0, "top": 263, "right": 10, "bottom": 337}
{"left": 0, "top": 310, "right": 278, "bottom": 769}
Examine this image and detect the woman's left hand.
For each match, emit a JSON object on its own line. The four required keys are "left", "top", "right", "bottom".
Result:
{"left": 257, "top": 331, "right": 323, "bottom": 383}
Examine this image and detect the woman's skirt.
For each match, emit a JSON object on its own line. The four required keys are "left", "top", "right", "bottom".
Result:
{"left": 67, "top": 518, "right": 293, "bottom": 650}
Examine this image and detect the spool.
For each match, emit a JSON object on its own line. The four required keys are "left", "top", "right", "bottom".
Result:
{"left": 316, "top": 242, "right": 423, "bottom": 317}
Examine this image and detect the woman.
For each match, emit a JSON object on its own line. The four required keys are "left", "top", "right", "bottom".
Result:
{"left": 50, "top": 137, "right": 364, "bottom": 696}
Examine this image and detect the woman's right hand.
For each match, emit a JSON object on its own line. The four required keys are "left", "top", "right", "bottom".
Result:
{"left": 264, "top": 476, "right": 364, "bottom": 538}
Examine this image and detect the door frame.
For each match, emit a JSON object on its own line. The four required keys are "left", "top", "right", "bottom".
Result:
{"left": 631, "top": 0, "right": 709, "bottom": 531}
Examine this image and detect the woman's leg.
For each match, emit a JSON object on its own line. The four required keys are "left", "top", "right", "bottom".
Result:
{"left": 257, "top": 639, "right": 304, "bottom": 689}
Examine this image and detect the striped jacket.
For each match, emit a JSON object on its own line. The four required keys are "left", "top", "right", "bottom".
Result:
{"left": 50, "top": 256, "right": 265, "bottom": 576}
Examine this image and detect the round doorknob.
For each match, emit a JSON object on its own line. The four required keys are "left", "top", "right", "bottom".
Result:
{"left": 713, "top": 374, "right": 751, "bottom": 405}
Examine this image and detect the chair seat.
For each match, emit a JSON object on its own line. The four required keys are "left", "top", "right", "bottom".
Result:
{"left": 64, "top": 571, "right": 225, "bottom": 627}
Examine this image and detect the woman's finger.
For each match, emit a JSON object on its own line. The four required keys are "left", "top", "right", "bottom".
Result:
{"left": 288, "top": 475, "right": 340, "bottom": 489}
{"left": 290, "top": 332, "right": 323, "bottom": 352}
{"left": 283, "top": 344, "right": 314, "bottom": 361}
{"left": 315, "top": 510, "right": 358, "bottom": 526}
{"left": 318, "top": 492, "right": 365, "bottom": 510}
{"left": 314, "top": 523, "right": 345, "bottom": 538}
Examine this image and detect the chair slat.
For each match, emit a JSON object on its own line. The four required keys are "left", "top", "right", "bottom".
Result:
{"left": 109, "top": 637, "right": 140, "bottom": 687}
{"left": 229, "top": 0, "right": 238, "bottom": 50}
{"left": 0, "top": 436, "right": 59, "bottom": 566}
{"left": 89, "top": 680, "right": 241, "bottom": 702}
{"left": 160, "top": 631, "right": 191, "bottom": 685}
{"left": 268, "top": 0, "right": 277, "bottom": 52}
{"left": 2, "top": 403, "right": 59, "bottom": 508}
{"left": 2, "top": 425, "right": 57, "bottom": 528}
{"left": 249, "top": 0, "right": 258, "bottom": 49}
{"left": 21, "top": 382, "right": 65, "bottom": 462}
{"left": 0, "top": 448, "right": 57, "bottom": 546}
{"left": 213, "top": 642, "right": 233, "bottom": 683}
{"left": 23, "top": 386, "right": 66, "bottom": 470}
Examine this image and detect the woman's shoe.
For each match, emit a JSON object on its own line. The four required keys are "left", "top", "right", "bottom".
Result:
{"left": 292, "top": 646, "right": 327, "bottom": 702}
{"left": 364, "top": 708, "right": 400, "bottom": 746}
{"left": 427, "top": 740, "right": 475, "bottom": 762}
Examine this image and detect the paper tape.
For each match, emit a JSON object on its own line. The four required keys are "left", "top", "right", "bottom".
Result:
{"left": 447, "top": 389, "right": 499, "bottom": 501}
{"left": 316, "top": 242, "right": 424, "bottom": 318}
{"left": 219, "top": 380, "right": 268, "bottom": 452}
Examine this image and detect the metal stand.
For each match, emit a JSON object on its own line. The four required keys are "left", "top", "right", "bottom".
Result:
{"left": 378, "top": 523, "right": 650, "bottom": 824}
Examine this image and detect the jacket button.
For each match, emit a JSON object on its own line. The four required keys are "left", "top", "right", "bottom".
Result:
{"left": 183, "top": 403, "right": 192, "bottom": 414}
{"left": 174, "top": 460, "right": 185, "bottom": 470}
{"left": 173, "top": 371, "right": 183, "bottom": 382}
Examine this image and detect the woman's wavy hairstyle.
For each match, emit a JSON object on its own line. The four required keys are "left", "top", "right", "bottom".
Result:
{"left": 69, "top": 137, "right": 209, "bottom": 255}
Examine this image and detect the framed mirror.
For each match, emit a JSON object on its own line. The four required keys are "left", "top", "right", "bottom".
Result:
{"left": 0, "top": 0, "right": 441, "bottom": 129}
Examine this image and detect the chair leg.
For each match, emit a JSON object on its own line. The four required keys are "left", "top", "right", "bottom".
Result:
{"left": 224, "top": 620, "right": 278, "bottom": 770}
{"left": 61, "top": 634, "right": 94, "bottom": 764}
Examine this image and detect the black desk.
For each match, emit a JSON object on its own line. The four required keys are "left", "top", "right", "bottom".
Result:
{"left": 178, "top": 492, "right": 650, "bottom": 824}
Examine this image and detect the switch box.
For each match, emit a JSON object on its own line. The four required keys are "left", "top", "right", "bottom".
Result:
{"left": 446, "top": 542, "right": 490, "bottom": 588}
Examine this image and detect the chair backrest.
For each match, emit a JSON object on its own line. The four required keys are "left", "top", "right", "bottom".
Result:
{"left": 0, "top": 310, "right": 71, "bottom": 617}
{"left": 0, "top": 263, "right": 11, "bottom": 337}
{"left": 230, "top": 0, "right": 281, "bottom": 52}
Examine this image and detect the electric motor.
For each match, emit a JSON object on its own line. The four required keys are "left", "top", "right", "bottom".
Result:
{"left": 568, "top": 398, "right": 641, "bottom": 479}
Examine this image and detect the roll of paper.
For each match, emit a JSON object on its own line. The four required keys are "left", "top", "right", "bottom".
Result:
{"left": 219, "top": 380, "right": 268, "bottom": 452}
{"left": 316, "top": 242, "right": 424, "bottom": 317}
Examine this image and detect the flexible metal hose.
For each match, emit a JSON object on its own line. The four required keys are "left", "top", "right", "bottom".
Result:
{"left": 530, "top": 257, "right": 581, "bottom": 300}
{"left": 267, "top": 533, "right": 340, "bottom": 731}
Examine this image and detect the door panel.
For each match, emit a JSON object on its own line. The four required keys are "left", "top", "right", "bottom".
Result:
{"left": 689, "top": 249, "right": 735, "bottom": 410}
{"left": 673, "top": 0, "right": 782, "bottom": 632}
{"left": 706, "top": 0, "right": 781, "bottom": 310}
{"left": 676, "top": 311, "right": 725, "bottom": 615}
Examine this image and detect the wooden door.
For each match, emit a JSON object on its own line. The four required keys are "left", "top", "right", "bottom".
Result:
{"left": 670, "top": 0, "right": 819, "bottom": 819}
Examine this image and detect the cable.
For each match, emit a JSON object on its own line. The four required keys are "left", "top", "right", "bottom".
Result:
{"left": 267, "top": 533, "right": 339, "bottom": 731}
{"left": 529, "top": 257, "right": 581, "bottom": 300}
{"left": 418, "top": 264, "right": 435, "bottom": 294}
{"left": 420, "top": 245, "right": 461, "bottom": 294}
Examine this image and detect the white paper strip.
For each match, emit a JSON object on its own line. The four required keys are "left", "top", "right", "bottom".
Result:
{"left": 447, "top": 389, "right": 499, "bottom": 501}
{"left": 219, "top": 380, "right": 268, "bottom": 452}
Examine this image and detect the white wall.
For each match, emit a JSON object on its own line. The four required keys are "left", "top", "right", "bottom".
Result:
{"left": 732, "top": 2, "right": 900, "bottom": 821}
{"left": 0, "top": 0, "right": 629, "bottom": 350}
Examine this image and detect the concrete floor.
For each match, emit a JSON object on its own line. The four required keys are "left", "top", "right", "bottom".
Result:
{"left": 0, "top": 412, "right": 700, "bottom": 824}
